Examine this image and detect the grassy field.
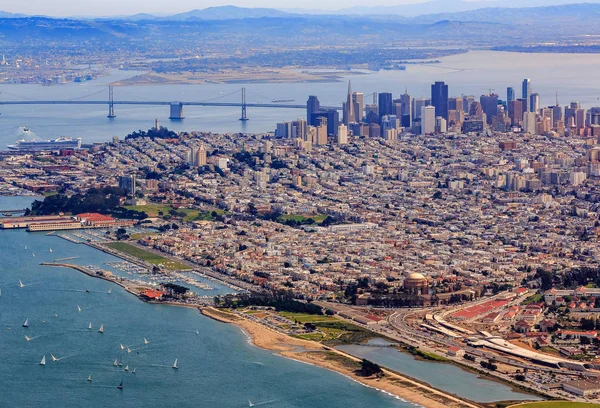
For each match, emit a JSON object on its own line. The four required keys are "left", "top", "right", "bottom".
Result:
{"left": 279, "top": 312, "right": 374, "bottom": 344}
{"left": 408, "top": 348, "right": 449, "bottom": 362}
{"left": 124, "top": 204, "right": 226, "bottom": 222}
{"left": 509, "top": 403, "right": 600, "bottom": 408}
{"left": 279, "top": 214, "right": 327, "bottom": 223}
{"left": 522, "top": 293, "right": 543, "bottom": 304}
{"left": 105, "top": 242, "right": 191, "bottom": 271}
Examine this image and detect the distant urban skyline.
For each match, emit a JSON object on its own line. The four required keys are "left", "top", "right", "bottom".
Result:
{"left": 2, "top": 0, "right": 599, "bottom": 17}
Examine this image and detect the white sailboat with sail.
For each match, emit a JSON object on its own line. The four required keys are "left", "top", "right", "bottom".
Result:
{"left": 172, "top": 358, "right": 178, "bottom": 369}
{"left": 39, "top": 355, "right": 46, "bottom": 365}
{"left": 87, "top": 375, "right": 92, "bottom": 382}
{"left": 22, "top": 319, "right": 28, "bottom": 328}
{"left": 98, "top": 324, "right": 104, "bottom": 333}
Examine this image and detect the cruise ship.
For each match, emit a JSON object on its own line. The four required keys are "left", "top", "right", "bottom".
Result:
{"left": 7, "top": 136, "right": 82, "bottom": 151}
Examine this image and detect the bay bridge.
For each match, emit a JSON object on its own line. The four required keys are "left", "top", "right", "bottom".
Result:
{"left": 0, "top": 86, "right": 342, "bottom": 120}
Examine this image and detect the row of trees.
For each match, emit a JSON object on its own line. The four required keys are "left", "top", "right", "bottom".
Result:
{"left": 125, "top": 126, "right": 177, "bottom": 140}
{"left": 215, "top": 290, "right": 323, "bottom": 315}
{"left": 28, "top": 187, "right": 146, "bottom": 219}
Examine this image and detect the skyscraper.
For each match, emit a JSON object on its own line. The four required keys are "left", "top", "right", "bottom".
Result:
{"left": 400, "top": 90, "right": 412, "bottom": 128}
{"left": 530, "top": 93, "right": 540, "bottom": 113}
{"left": 508, "top": 100, "right": 523, "bottom": 126}
{"left": 421, "top": 106, "right": 435, "bottom": 134}
{"left": 306, "top": 95, "right": 320, "bottom": 126}
{"left": 378, "top": 92, "right": 393, "bottom": 119}
{"left": 413, "top": 98, "right": 430, "bottom": 120}
{"left": 507, "top": 87, "right": 515, "bottom": 103}
{"left": 353, "top": 92, "right": 364, "bottom": 123}
{"left": 523, "top": 111, "right": 537, "bottom": 134}
{"left": 119, "top": 175, "right": 136, "bottom": 196}
{"left": 480, "top": 94, "right": 498, "bottom": 125}
{"left": 343, "top": 81, "right": 355, "bottom": 125}
{"left": 522, "top": 79, "right": 531, "bottom": 111}
{"left": 337, "top": 124, "right": 348, "bottom": 144}
{"left": 431, "top": 81, "right": 449, "bottom": 120}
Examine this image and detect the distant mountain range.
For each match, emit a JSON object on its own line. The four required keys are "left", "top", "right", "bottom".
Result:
{"left": 2, "top": 1, "right": 600, "bottom": 21}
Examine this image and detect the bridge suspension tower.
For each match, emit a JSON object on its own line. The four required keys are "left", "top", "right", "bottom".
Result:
{"left": 107, "top": 86, "right": 116, "bottom": 118}
{"left": 239, "top": 87, "right": 249, "bottom": 121}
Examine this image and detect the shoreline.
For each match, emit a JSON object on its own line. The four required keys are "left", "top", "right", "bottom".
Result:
{"left": 201, "top": 307, "right": 483, "bottom": 408}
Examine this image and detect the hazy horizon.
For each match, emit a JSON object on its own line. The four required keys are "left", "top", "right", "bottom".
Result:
{"left": 1, "top": 0, "right": 599, "bottom": 17}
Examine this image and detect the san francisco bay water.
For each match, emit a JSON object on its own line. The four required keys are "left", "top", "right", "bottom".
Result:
{"left": 2, "top": 51, "right": 600, "bottom": 147}
{"left": 0, "top": 196, "right": 539, "bottom": 406}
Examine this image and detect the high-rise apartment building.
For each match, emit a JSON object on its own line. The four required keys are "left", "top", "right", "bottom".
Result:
{"left": 306, "top": 95, "right": 320, "bottom": 126}
{"left": 507, "top": 87, "right": 515, "bottom": 103}
{"left": 529, "top": 93, "right": 540, "bottom": 113}
{"left": 337, "top": 124, "right": 348, "bottom": 144}
{"left": 522, "top": 79, "right": 531, "bottom": 111}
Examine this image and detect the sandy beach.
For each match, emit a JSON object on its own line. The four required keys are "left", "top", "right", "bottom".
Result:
{"left": 201, "top": 307, "right": 482, "bottom": 408}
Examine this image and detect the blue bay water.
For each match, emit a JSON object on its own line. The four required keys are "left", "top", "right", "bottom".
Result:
{"left": 2, "top": 51, "right": 600, "bottom": 147}
{"left": 0, "top": 198, "right": 408, "bottom": 408}
{"left": 338, "top": 340, "right": 541, "bottom": 403}
{"left": 0, "top": 196, "right": 542, "bottom": 406}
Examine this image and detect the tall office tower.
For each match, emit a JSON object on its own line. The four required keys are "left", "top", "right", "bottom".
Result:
{"left": 306, "top": 95, "right": 320, "bottom": 126}
{"left": 378, "top": 92, "right": 393, "bottom": 118}
{"left": 588, "top": 107, "right": 600, "bottom": 126}
{"left": 469, "top": 101, "right": 484, "bottom": 118}
{"left": 529, "top": 93, "right": 540, "bottom": 113}
{"left": 448, "top": 97, "right": 463, "bottom": 112}
{"left": 507, "top": 87, "right": 515, "bottom": 103}
{"left": 421, "top": 106, "right": 435, "bottom": 134}
{"left": 413, "top": 98, "right": 430, "bottom": 120}
{"left": 480, "top": 94, "right": 499, "bottom": 124}
{"left": 400, "top": 90, "right": 412, "bottom": 127}
{"left": 522, "top": 78, "right": 531, "bottom": 109}
{"left": 435, "top": 116, "right": 447, "bottom": 133}
{"left": 462, "top": 95, "right": 475, "bottom": 112}
{"left": 315, "top": 117, "right": 328, "bottom": 145}
{"left": 276, "top": 122, "right": 292, "bottom": 138}
{"left": 119, "top": 175, "right": 136, "bottom": 196}
{"left": 508, "top": 100, "right": 523, "bottom": 126}
{"left": 575, "top": 108, "right": 587, "bottom": 129}
{"left": 311, "top": 109, "right": 339, "bottom": 136}
{"left": 292, "top": 119, "right": 307, "bottom": 140}
{"left": 352, "top": 92, "right": 364, "bottom": 122}
{"left": 551, "top": 105, "right": 563, "bottom": 127}
{"left": 541, "top": 108, "right": 554, "bottom": 128}
{"left": 523, "top": 111, "right": 537, "bottom": 134}
{"left": 365, "top": 104, "right": 379, "bottom": 124}
{"left": 336, "top": 124, "right": 348, "bottom": 144}
{"left": 343, "top": 81, "right": 355, "bottom": 125}
{"left": 431, "top": 81, "right": 449, "bottom": 120}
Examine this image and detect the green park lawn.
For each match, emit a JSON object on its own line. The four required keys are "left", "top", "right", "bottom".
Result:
{"left": 105, "top": 242, "right": 191, "bottom": 271}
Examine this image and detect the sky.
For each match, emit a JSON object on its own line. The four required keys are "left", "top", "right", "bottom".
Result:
{"left": 0, "top": 0, "right": 592, "bottom": 17}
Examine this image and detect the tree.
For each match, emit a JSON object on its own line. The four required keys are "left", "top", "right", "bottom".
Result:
{"left": 358, "top": 359, "right": 383, "bottom": 377}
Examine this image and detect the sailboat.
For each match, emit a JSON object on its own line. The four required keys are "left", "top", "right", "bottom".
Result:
{"left": 49, "top": 248, "right": 53, "bottom": 253}
{"left": 113, "top": 359, "right": 118, "bottom": 367}
{"left": 248, "top": 400, "right": 255, "bottom": 407}
{"left": 127, "top": 347, "right": 131, "bottom": 354}
{"left": 98, "top": 324, "right": 104, "bottom": 333}
{"left": 124, "top": 365, "right": 129, "bottom": 372}
{"left": 24, "top": 246, "right": 27, "bottom": 250}
{"left": 117, "top": 379, "right": 123, "bottom": 390}
{"left": 51, "top": 354, "right": 58, "bottom": 362}
{"left": 25, "top": 335, "right": 31, "bottom": 341}
{"left": 118, "top": 358, "right": 123, "bottom": 367}
{"left": 32, "top": 253, "right": 35, "bottom": 257}
{"left": 107, "top": 288, "right": 112, "bottom": 294}
{"left": 22, "top": 319, "right": 28, "bottom": 328}
{"left": 87, "top": 375, "right": 92, "bottom": 382}
{"left": 19, "top": 280, "right": 24, "bottom": 288}
{"left": 195, "top": 329, "right": 199, "bottom": 335}
{"left": 77, "top": 305, "right": 82, "bottom": 312}
{"left": 172, "top": 358, "right": 178, "bottom": 369}
{"left": 132, "top": 368, "right": 136, "bottom": 374}
{"left": 39, "top": 355, "right": 46, "bottom": 365}
{"left": 88, "top": 322, "right": 92, "bottom": 330}
{"left": 120, "top": 344, "right": 124, "bottom": 350}
{"left": 143, "top": 338, "right": 149, "bottom": 345}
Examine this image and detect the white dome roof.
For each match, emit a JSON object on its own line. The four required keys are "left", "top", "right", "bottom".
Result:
{"left": 407, "top": 272, "right": 426, "bottom": 280}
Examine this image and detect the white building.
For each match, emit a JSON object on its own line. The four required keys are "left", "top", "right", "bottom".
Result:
{"left": 421, "top": 106, "right": 435, "bottom": 135}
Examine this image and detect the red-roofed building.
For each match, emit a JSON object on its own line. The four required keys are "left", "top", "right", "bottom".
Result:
{"left": 140, "top": 289, "right": 166, "bottom": 300}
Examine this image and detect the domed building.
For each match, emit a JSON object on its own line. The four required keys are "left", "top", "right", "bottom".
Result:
{"left": 404, "top": 272, "right": 428, "bottom": 295}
